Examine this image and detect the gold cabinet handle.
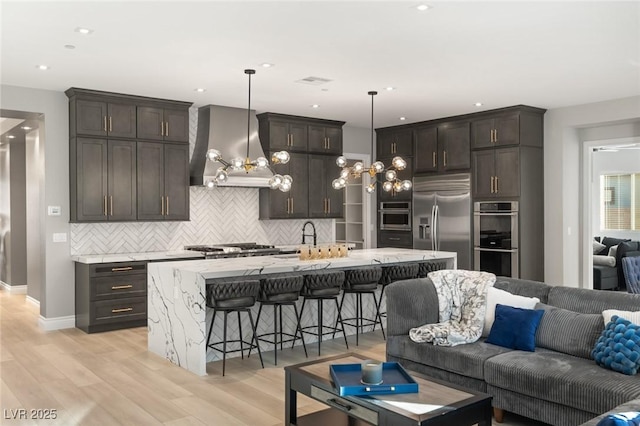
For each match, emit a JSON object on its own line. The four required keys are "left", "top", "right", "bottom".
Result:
{"left": 490, "top": 129, "right": 494, "bottom": 143}
{"left": 432, "top": 152, "right": 436, "bottom": 168}
{"left": 165, "top": 121, "right": 169, "bottom": 137}
{"left": 111, "top": 266, "right": 133, "bottom": 272}
{"left": 166, "top": 196, "right": 169, "bottom": 216}
{"left": 328, "top": 198, "right": 330, "bottom": 213}
{"left": 161, "top": 196, "right": 165, "bottom": 215}
{"left": 109, "top": 116, "right": 112, "bottom": 132}
{"left": 495, "top": 176, "right": 499, "bottom": 193}
{"left": 443, "top": 151, "right": 447, "bottom": 167}
{"left": 286, "top": 198, "right": 290, "bottom": 214}
{"left": 491, "top": 176, "right": 495, "bottom": 193}
{"left": 287, "top": 134, "right": 290, "bottom": 147}
{"left": 103, "top": 116, "right": 107, "bottom": 132}
{"left": 327, "top": 137, "right": 330, "bottom": 149}
{"left": 103, "top": 195, "right": 107, "bottom": 216}
{"left": 111, "top": 284, "right": 133, "bottom": 290}
{"left": 161, "top": 121, "right": 164, "bottom": 136}
{"left": 112, "top": 307, "right": 133, "bottom": 313}
{"left": 290, "top": 133, "right": 294, "bottom": 146}
{"left": 494, "top": 129, "right": 498, "bottom": 143}
{"left": 110, "top": 195, "right": 113, "bottom": 216}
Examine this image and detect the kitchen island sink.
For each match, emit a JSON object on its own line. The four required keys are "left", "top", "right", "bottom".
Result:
{"left": 147, "top": 248, "right": 457, "bottom": 376}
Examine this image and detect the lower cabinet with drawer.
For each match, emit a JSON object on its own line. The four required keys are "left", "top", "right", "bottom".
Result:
{"left": 75, "top": 261, "right": 148, "bottom": 333}
{"left": 377, "top": 230, "right": 413, "bottom": 249}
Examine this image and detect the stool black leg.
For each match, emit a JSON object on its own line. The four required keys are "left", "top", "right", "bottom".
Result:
{"left": 333, "top": 292, "right": 346, "bottom": 339}
{"left": 334, "top": 298, "right": 349, "bottom": 350}
{"left": 248, "top": 304, "right": 263, "bottom": 358}
{"left": 356, "top": 293, "right": 362, "bottom": 346}
{"left": 279, "top": 305, "right": 284, "bottom": 351}
{"left": 207, "top": 309, "right": 217, "bottom": 347}
{"left": 273, "top": 304, "right": 278, "bottom": 365}
{"left": 293, "top": 303, "right": 308, "bottom": 357}
{"left": 374, "top": 290, "right": 386, "bottom": 340}
{"left": 247, "top": 310, "right": 264, "bottom": 368}
{"left": 238, "top": 311, "right": 244, "bottom": 359}
{"left": 317, "top": 299, "right": 323, "bottom": 356}
{"left": 222, "top": 311, "right": 228, "bottom": 376}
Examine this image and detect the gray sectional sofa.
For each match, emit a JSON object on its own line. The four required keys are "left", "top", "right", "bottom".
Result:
{"left": 385, "top": 277, "right": 640, "bottom": 426}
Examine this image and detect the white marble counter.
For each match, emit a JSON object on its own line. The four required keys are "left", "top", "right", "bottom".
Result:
{"left": 147, "top": 248, "right": 456, "bottom": 376}
{"left": 71, "top": 250, "right": 205, "bottom": 264}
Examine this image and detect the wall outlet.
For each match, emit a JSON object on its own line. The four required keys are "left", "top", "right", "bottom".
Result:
{"left": 52, "top": 233, "right": 67, "bottom": 243}
{"left": 48, "top": 206, "right": 61, "bottom": 216}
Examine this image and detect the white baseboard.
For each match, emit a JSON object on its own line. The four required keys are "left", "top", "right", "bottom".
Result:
{"left": 0, "top": 281, "right": 27, "bottom": 294}
{"left": 26, "top": 295, "right": 40, "bottom": 309}
{"left": 38, "top": 315, "right": 75, "bottom": 331}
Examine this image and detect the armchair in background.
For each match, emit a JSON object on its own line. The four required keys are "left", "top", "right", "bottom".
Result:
{"left": 622, "top": 256, "right": 640, "bottom": 294}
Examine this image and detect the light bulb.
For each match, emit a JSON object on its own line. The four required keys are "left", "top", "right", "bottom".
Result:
{"left": 401, "top": 179, "right": 412, "bottom": 191}
{"left": 231, "top": 157, "right": 244, "bottom": 170}
{"left": 215, "top": 168, "right": 228, "bottom": 183}
{"left": 282, "top": 175, "right": 293, "bottom": 186}
{"left": 206, "top": 149, "right": 222, "bottom": 162}
{"left": 272, "top": 151, "right": 290, "bottom": 164}
{"left": 269, "top": 174, "right": 283, "bottom": 189}
{"left": 340, "top": 168, "right": 350, "bottom": 179}
{"left": 255, "top": 157, "right": 269, "bottom": 168}
{"left": 332, "top": 179, "right": 343, "bottom": 189}
{"left": 338, "top": 177, "right": 347, "bottom": 186}
{"left": 382, "top": 181, "right": 393, "bottom": 192}
{"left": 392, "top": 156, "right": 407, "bottom": 170}
{"left": 353, "top": 162, "right": 364, "bottom": 173}
{"left": 336, "top": 156, "right": 347, "bottom": 167}
{"left": 205, "top": 179, "right": 216, "bottom": 189}
{"left": 366, "top": 184, "right": 376, "bottom": 193}
{"left": 394, "top": 181, "right": 403, "bottom": 191}
{"left": 279, "top": 181, "right": 291, "bottom": 192}
{"left": 385, "top": 169, "right": 397, "bottom": 181}
{"left": 372, "top": 161, "right": 385, "bottom": 173}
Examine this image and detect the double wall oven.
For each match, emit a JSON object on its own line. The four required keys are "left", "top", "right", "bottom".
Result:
{"left": 474, "top": 201, "right": 519, "bottom": 278}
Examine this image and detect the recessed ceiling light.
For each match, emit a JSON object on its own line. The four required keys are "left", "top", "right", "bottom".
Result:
{"left": 399, "top": 117, "right": 406, "bottom": 121}
{"left": 64, "top": 44, "right": 76, "bottom": 49}
{"left": 261, "top": 63, "right": 274, "bottom": 68}
{"left": 21, "top": 126, "right": 32, "bottom": 130}
{"left": 474, "top": 102, "right": 483, "bottom": 107}
{"left": 416, "top": 4, "right": 430, "bottom": 11}
{"left": 75, "top": 27, "right": 93, "bottom": 35}
{"left": 311, "top": 104, "right": 320, "bottom": 109}
{"left": 7, "top": 135, "right": 16, "bottom": 139}
{"left": 321, "top": 88, "right": 329, "bottom": 92}
{"left": 385, "top": 87, "right": 396, "bottom": 91}
{"left": 194, "top": 88, "right": 206, "bottom": 93}
{"left": 36, "top": 65, "right": 49, "bottom": 70}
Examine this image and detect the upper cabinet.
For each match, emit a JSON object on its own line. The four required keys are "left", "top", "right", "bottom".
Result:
{"left": 308, "top": 125, "right": 343, "bottom": 154}
{"left": 471, "top": 108, "right": 543, "bottom": 150}
{"left": 308, "top": 155, "right": 344, "bottom": 218}
{"left": 66, "top": 88, "right": 192, "bottom": 223}
{"left": 415, "top": 121, "right": 470, "bottom": 173}
{"left": 137, "top": 107, "right": 189, "bottom": 143}
{"left": 258, "top": 115, "right": 308, "bottom": 152}
{"left": 377, "top": 128, "right": 413, "bottom": 157}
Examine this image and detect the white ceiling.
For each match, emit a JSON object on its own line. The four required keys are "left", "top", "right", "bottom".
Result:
{"left": 1, "top": 1, "right": 639, "bottom": 128}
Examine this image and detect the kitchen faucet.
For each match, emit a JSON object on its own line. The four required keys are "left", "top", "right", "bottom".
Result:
{"left": 301, "top": 221, "right": 317, "bottom": 246}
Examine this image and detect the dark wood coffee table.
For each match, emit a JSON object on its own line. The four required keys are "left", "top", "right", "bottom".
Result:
{"left": 285, "top": 353, "right": 492, "bottom": 426}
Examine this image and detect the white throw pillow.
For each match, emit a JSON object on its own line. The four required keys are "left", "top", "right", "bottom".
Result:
{"left": 593, "top": 255, "right": 616, "bottom": 267}
{"left": 602, "top": 309, "right": 640, "bottom": 325}
{"left": 593, "top": 240, "right": 606, "bottom": 254}
{"left": 482, "top": 287, "right": 541, "bottom": 337}
{"left": 608, "top": 245, "right": 618, "bottom": 258}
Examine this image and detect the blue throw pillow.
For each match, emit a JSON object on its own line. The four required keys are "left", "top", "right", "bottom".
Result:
{"left": 486, "top": 304, "right": 544, "bottom": 351}
{"left": 592, "top": 316, "right": 640, "bottom": 376}
{"left": 596, "top": 412, "right": 640, "bottom": 426}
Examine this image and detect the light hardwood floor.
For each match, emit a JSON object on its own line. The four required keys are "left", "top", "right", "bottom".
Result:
{"left": 0, "top": 290, "right": 546, "bottom": 425}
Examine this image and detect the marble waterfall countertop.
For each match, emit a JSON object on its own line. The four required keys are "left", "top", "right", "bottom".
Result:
{"left": 71, "top": 250, "right": 205, "bottom": 264}
{"left": 147, "top": 248, "right": 457, "bottom": 376}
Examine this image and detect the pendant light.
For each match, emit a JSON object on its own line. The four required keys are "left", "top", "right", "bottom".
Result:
{"left": 205, "top": 69, "right": 292, "bottom": 191}
{"left": 333, "top": 91, "right": 411, "bottom": 194}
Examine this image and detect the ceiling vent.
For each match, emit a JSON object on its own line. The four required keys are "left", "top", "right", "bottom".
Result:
{"left": 296, "top": 76, "right": 332, "bottom": 85}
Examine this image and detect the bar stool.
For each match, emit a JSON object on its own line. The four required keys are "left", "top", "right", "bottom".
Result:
{"left": 251, "top": 275, "right": 307, "bottom": 365}
{"left": 379, "top": 263, "right": 420, "bottom": 318}
{"left": 334, "top": 266, "right": 384, "bottom": 345}
{"left": 205, "top": 279, "right": 264, "bottom": 376}
{"left": 298, "top": 270, "right": 349, "bottom": 356}
{"left": 417, "top": 260, "right": 447, "bottom": 278}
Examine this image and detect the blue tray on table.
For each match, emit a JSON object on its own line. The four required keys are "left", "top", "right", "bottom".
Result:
{"left": 329, "top": 362, "right": 419, "bottom": 396}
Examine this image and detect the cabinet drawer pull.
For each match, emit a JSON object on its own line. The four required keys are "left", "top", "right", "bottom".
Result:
{"left": 111, "top": 266, "right": 133, "bottom": 272}
{"left": 103, "top": 116, "right": 107, "bottom": 132}
{"left": 388, "top": 237, "right": 400, "bottom": 241}
{"left": 112, "top": 307, "right": 133, "bottom": 313}
{"left": 432, "top": 151, "right": 436, "bottom": 167}
{"left": 109, "top": 116, "right": 112, "bottom": 132}
{"left": 327, "top": 398, "right": 352, "bottom": 412}
{"left": 111, "top": 284, "right": 133, "bottom": 290}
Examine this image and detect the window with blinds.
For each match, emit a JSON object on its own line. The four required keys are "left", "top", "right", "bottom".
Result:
{"left": 601, "top": 173, "right": 640, "bottom": 230}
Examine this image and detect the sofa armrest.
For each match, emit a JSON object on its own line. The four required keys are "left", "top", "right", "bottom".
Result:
{"left": 386, "top": 278, "right": 439, "bottom": 336}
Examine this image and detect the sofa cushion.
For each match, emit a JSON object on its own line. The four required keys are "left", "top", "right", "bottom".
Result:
{"left": 386, "top": 335, "right": 513, "bottom": 380}
{"left": 602, "top": 237, "right": 632, "bottom": 249}
{"left": 548, "top": 287, "right": 640, "bottom": 314}
{"left": 483, "top": 286, "right": 541, "bottom": 336}
{"left": 485, "top": 348, "right": 640, "bottom": 415}
{"left": 594, "top": 240, "right": 607, "bottom": 255}
{"left": 534, "top": 303, "right": 604, "bottom": 359}
{"left": 494, "top": 278, "right": 551, "bottom": 304}
{"left": 604, "top": 310, "right": 640, "bottom": 324}
{"left": 486, "top": 304, "right": 544, "bottom": 351}
{"left": 592, "top": 316, "right": 640, "bottom": 376}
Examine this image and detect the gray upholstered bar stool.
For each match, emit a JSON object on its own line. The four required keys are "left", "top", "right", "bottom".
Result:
{"left": 417, "top": 260, "right": 447, "bottom": 278}
{"left": 334, "top": 266, "right": 384, "bottom": 345}
{"left": 379, "top": 263, "right": 420, "bottom": 318}
{"left": 205, "top": 279, "right": 264, "bottom": 376}
{"left": 251, "top": 275, "right": 307, "bottom": 365}
{"left": 298, "top": 270, "right": 349, "bottom": 356}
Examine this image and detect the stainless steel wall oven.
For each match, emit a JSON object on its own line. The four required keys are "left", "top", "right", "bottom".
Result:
{"left": 474, "top": 201, "right": 519, "bottom": 278}
{"left": 379, "top": 201, "right": 411, "bottom": 231}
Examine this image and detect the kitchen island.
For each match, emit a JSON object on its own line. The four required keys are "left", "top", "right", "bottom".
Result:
{"left": 147, "top": 248, "right": 457, "bottom": 376}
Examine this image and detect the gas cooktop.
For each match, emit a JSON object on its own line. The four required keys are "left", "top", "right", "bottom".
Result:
{"left": 184, "top": 243, "right": 280, "bottom": 259}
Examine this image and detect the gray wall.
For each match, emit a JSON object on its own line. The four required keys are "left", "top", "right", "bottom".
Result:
{"left": 8, "top": 135, "right": 27, "bottom": 285}
{"left": 26, "top": 126, "right": 44, "bottom": 301}
{"left": 0, "top": 141, "right": 9, "bottom": 283}
{"left": 544, "top": 95, "right": 640, "bottom": 288}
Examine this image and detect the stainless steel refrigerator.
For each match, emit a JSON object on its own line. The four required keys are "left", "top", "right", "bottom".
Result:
{"left": 413, "top": 173, "right": 472, "bottom": 270}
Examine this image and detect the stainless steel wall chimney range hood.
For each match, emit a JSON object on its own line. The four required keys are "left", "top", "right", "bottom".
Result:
{"left": 189, "top": 105, "right": 273, "bottom": 187}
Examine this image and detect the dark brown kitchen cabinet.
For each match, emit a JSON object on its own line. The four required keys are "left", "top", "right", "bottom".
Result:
{"left": 414, "top": 122, "right": 470, "bottom": 173}
{"left": 259, "top": 117, "right": 308, "bottom": 152}
{"left": 472, "top": 113, "right": 519, "bottom": 149}
{"left": 137, "top": 107, "right": 189, "bottom": 143}
{"left": 137, "top": 142, "right": 189, "bottom": 221}
{"left": 378, "top": 230, "right": 413, "bottom": 249}
{"left": 259, "top": 153, "right": 309, "bottom": 219}
{"left": 376, "top": 157, "right": 413, "bottom": 202}
{"left": 308, "top": 155, "right": 344, "bottom": 218}
{"left": 414, "top": 126, "right": 438, "bottom": 173}
{"left": 71, "top": 138, "right": 137, "bottom": 222}
{"left": 75, "top": 261, "right": 148, "bottom": 333}
{"left": 377, "top": 129, "right": 413, "bottom": 157}
{"left": 308, "top": 125, "right": 343, "bottom": 154}
{"left": 73, "top": 99, "right": 137, "bottom": 139}
{"left": 472, "top": 147, "right": 520, "bottom": 198}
